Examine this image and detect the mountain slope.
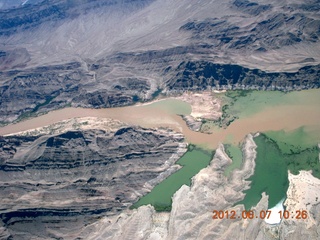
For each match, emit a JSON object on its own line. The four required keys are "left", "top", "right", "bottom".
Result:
{"left": 0, "top": 123, "right": 185, "bottom": 239}
{"left": 0, "top": 1, "right": 319, "bottom": 125}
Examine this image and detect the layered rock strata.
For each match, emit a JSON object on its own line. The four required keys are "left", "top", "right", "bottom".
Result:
{"left": 1, "top": 0, "right": 320, "bottom": 125}
{"left": 0, "top": 121, "right": 186, "bottom": 239}
{"left": 77, "top": 134, "right": 320, "bottom": 240}
{"left": 76, "top": 134, "right": 258, "bottom": 239}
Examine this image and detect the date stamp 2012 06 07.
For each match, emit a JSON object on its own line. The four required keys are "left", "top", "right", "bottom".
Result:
{"left": 212, "top": 210, "right": 308, "bottom": 220}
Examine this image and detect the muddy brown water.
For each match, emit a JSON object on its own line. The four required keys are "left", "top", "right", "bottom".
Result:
{"left": 0, "top": 91, "right": 319, "bottom": 150}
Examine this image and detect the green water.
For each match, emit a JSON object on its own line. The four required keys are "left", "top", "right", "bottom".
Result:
{"left": 132, "top": 146, "right": 213, "bottom": 211}
{"left": 237, "top": 134, "right": 289, "bottom": 209}
{"left": 265, "top": 126, "right": 320, "bottom": 154}
{"left": 215, "top": 89, "right": 320, "bottom": 127}
{"left": 143, "top": 99, "right": 192, "bottom": 115}
{"left": 224, "top": 144, "right": 243, "bottom": 177}
{"left": 224, "top": 90, "right": 320, "bottom": 118}
{"left": 266, "top": 127, "right": 320, "bottom": 178}
{"left": 225, "top": 90, "right": 286, "bottom": 118}
{"left": 238, "top": 129, "right": 320, "bottom": 210}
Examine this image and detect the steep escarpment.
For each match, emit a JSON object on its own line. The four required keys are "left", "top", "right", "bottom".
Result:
{"left": 76, "top": 134, "right": 320, "bottom": 240}
{"left": 0, "top": 61, "right": 152, "bottom": 124}
{"left": 75, "top": 134, "right": 260, "bottom": 239}
{"left": 0, "top": 62, "right": 86, "bottom": 123}
{"left": 0, "top": 1, "right": 319, "bottom": 239}
{"left": 164, "top": 61, "right": 320, "bottom": 91}
{"left": 1, "top": 0, "right": 320, "bottom": 125}
{"left": 1, "top": 55, "right": 319, "bottom": 125}
{"left": 0, "top": 126, "right": 185, "bottom": 239}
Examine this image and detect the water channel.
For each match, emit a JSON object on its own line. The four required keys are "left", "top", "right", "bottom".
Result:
{"left": 0, "top": 89, "right": 319, "bottom": 210}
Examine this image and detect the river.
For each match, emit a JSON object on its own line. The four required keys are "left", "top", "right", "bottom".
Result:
{"left": 1, "top": 90, "right": 319, "bottom": 150}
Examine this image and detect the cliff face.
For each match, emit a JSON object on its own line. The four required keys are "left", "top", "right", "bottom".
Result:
{"left": 165, "top": 61, "right": 320, "bottom": 91}
{"left": 1, "top": 58, "right": 319, "bottom": 124}
{"left": 0, "top": 1, "right": 319, "bottom": 238}
{"left": 76, "top": 135, "right": 320, "bottom": 240}
{"left": 75, "top": 135, "right": 262, "bottom": 239}
{"left": 0, "top": 61, "right": 151, "bottom": 123}
{"left": 0, "top": 126, "right": 185, "bottom": 239}
{"left": 0, "top": 0, "right": 319, "bottom": 124}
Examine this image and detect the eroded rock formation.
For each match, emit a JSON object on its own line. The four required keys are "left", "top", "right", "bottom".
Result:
{"left": 1, "top": 0, "right": 320, "bottom": 124}
{"left": 76, "top": 134, "right": 320, "bottom": 240}
{"left": 0, "top": 122, "right": 185, "bottom": 239}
